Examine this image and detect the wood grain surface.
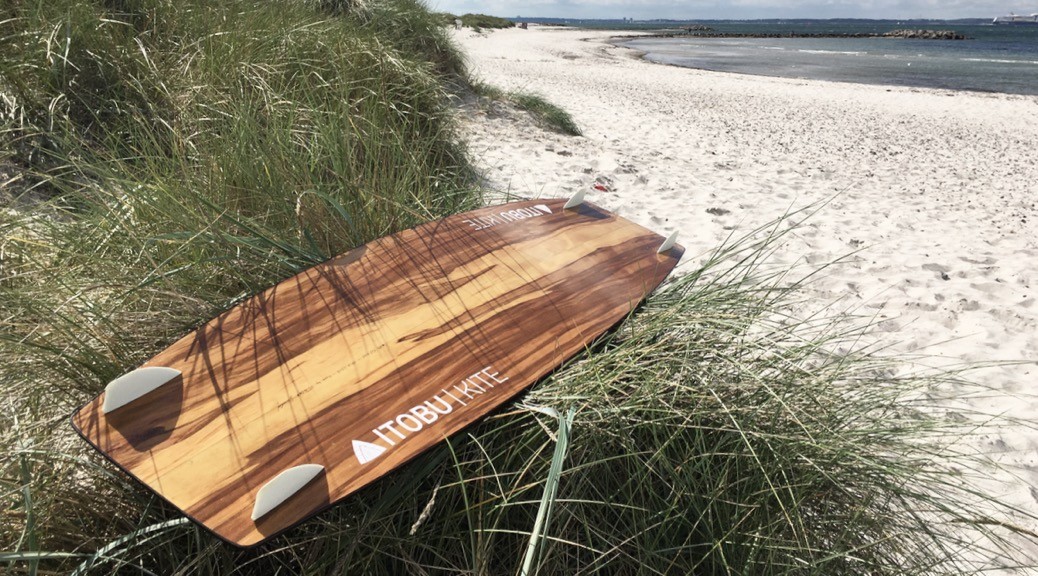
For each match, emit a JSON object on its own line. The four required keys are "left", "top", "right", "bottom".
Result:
{"left": 71, "top": 199, "right": 684, "bottom": 547}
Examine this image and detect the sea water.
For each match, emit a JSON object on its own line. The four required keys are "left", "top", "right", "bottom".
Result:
{"left": 621, "top": 22, "right": 1038, "bottom": 95}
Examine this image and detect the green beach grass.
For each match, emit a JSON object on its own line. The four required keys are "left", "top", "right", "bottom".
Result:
{"left": 471, "top": 81, "right": 583, "bottom": 136}
{"left": 2, "top": 1, "right": 1036, "bottom": 574}
{"left": 438, "top": 13, "right": 516, "bottom": 31}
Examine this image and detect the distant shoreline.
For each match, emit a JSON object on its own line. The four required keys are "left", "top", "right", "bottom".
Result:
{"left": 612, "top": 29, "right": 969, "bottom": 40}
{"left": 613, "top": 24, "right": 1038, "bottom": 96}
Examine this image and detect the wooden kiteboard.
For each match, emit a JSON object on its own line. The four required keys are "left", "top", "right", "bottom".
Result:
{"left": 71, "top": 197, "right": 684, "bottom": 547}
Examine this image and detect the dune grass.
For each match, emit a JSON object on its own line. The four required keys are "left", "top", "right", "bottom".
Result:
{"left": 1, "top": 0, "right": 1036, "bottom": 574}
{"left": 471, "top": 81, "right": 583, "bottom": 136}
{"left": 436, "top": 12, "right": 516, "bottom": 32}
{"left": 508, "top": 92, "right": 583, "bottom": 136}
{"left": 1, "top": 1, "right": 480, "bottom": 567}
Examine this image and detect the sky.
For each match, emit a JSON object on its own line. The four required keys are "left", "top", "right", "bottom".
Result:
{"left": 429, "top": 0, "right": 1038, "bottom": 20}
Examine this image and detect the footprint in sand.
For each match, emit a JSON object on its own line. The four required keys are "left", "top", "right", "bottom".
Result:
{"left": 959, "top": 255, "right": 997, "bottom": 266}
{"left": 970, "top": 281, "right": 1015, "bottom": 300}
{"left": 922, "top": 263, "right": 952, "bottom": 281}
{"left": 958, "top": 298, "right": 981, "bottom": 312}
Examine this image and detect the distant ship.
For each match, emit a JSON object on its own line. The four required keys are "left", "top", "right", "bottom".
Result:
{"left": 992, "top": 12, "right": 1038, "bottom": 24}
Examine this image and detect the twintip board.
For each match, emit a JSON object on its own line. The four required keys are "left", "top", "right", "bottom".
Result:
{"left": 71, "top": 199, "right": 684, "bottom": 547}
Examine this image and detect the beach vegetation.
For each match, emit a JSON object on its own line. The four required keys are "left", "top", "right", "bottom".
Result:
{"left": 509, "top": 92, "right": 583, "bottom": 136}
{"left": 438, "top": 12, "right": 516, "bottom": 31}
{"left": 0, "top": 0, "right": 1034, "bottom": 575}
{"left": 1, "top": 0, "right": 479, "bottom": 566}
{"left": 471, "top": 81, "right": 583, "bottom": 136}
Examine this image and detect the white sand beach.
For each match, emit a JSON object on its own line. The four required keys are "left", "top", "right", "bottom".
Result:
{"left": 454, "top": 26, "right": 1038, "bottom": 567}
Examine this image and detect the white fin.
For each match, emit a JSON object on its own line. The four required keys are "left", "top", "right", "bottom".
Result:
{"left": 102, "top": 367, "right": 182, "bottom": 414}
{"left": 251, "top": 464, "right": 325, "bottom": 521}
{"left": 657, "top": 231, "right": 678, "bottom": 254}
{"left": 563, "top": 189, "right": 585, "bottom": 210}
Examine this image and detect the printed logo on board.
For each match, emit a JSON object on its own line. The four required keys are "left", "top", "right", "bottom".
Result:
{"left": 351, "top": 366, "right": 510, "bottom": 465}
{"left": 352, "top": 440, "right": 386, "bottom": 464}
{"left": 461, "top": 204, "right": 552, "bottom": 232}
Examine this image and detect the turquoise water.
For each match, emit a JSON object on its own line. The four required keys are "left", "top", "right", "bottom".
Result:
{"left": 620, "top": 22, "right": 1038, "bottom": 95}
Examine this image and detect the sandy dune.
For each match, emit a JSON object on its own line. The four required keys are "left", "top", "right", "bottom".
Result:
{"left": 453, "top": 25, "right": 1038, "bottom": 568}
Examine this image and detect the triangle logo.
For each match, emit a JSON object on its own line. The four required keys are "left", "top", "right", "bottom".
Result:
{"left": 533, "top": 204, "right": 552, "bottom": 214}
{"left": 353, "top": 439, "right": 386, "bottom": 465}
